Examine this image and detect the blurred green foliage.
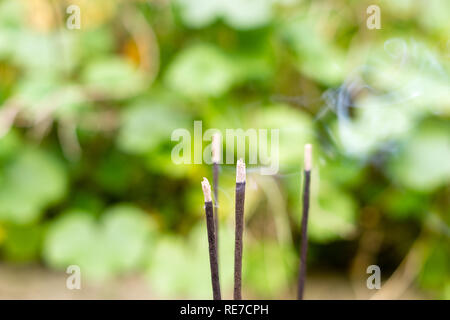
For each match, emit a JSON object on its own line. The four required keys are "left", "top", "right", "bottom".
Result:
{"left": 0, "top": 0, "right": 448, "bottom": 299}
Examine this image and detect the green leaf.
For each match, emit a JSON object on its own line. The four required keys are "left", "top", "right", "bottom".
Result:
{"left": 245, "top": 242, "right": 296, "bottom": 298}
{"left": 308, "top": 181, "right": 357, "bottom": 243}
{"left": 0, "top": 148, "right": 67, "bottom": 224}
{"left": 251, "top": 104, "right": 315, "bottom": 169}
{"left": 77, "top": 27, "right": 115, "bottom": 60}
{"left": 43, "top": 205, "right": 154, "bottom": 280}
{"left": 0, "top": 0, "right": 23, "bottom": 29}
{"left": 145, "top": 237, "right": 188, "bottom": 297}
{"left": 222, "top": 0, "right": 273, "bottom": 30}
{"left": 0, "top": 130, "right": 21, "bottom": 161}
{"left": 389, "top": 123, "right": 450, "bottom": 191}
{"left": 43, "top": 210, "right": 98, "bottom": 269}
{"left": 281, "top": 17, "right": 346, "bottom": 85}
{"left": 146, "top": 224, "right": 234, "bottom": 298}
{"left": 102, "top": 204, "right": 153, "bottom": 273}
{"left": 379, "top": 188, "right": 428, "bottom": 220}
{"left": 16, "top": 76, "right": 89, "bottom": 119}
{"left": 174, "top": 0, "right": 218, "bottom": 28}
{"left": 332, "top": 96, "right": 414, "bottom": 156}
{"left": 81, "top": 58, "right": 145, "bottom": 98}
{"left": 94, "top": 151, "right": 138, "bottom": 194}
{"left": 16, "top": 74, "right": 60, "bottom": 106}
{"left": 118, "top": 101, "right": 188, "bottom": 154}
{"left": 419, "top": 242, "right": 450, "bottom": 295}
{"left": 165, "top": 44, "right": 238, "bottom": 97}
{"left": 3, "top": 224, "right": 42, "bottom": 262}
{"left": 52, "top": 86, "right": 89, "bottom": 118}
{"left": 12, "top": 32, "right": 76, "bottom": 74}
{"left": 175, "top": 0, "right": 273, "bottom": 30}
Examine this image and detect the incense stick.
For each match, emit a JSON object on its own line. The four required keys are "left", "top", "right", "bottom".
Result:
{"left": 201, "top": 177, "right": 221, "bottom": 300}
{"left": 234, "top": 159, "right": 246, "bottom": 300}
{"left": 211, "top": 133, "right": 220, "bottom": 260}
{"left": 298, "top": 144, "right": 312, "bottom": 300}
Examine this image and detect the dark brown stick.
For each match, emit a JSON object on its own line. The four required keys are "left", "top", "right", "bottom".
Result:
{"left": 205, "top": 200, "right": 221, "bottom": 300}
{"left": 233, "top": 159, "right": 246, "bottom": 300}
{"left": 211, "top": 133, "right": 221, "bottom": 262}
{"left": 298, "top": 167, "right": 311, "bottom": 299}
{"left": 234, "top": 181, "right": 245, "bottom": 300}
{"left": 297, "top": 144, "right": 312, "bottom": 299}
{"left": 213, "top": 162, "right": 219, "bottom": 259}
{"left": 202, "top": 178, "right": 221, "bottom": 300}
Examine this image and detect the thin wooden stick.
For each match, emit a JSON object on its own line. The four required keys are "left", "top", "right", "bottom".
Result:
{"left": 234, "top": 159, "right": 246, "bottom": 300}
{"left": 212, "top": 133, "right": 220, "bottom": 260}
{"left": 298, "top": 144, "right": 312, "bottom": 300}
{"left": 202, "top": 177, "right": 221, "bottom": 300}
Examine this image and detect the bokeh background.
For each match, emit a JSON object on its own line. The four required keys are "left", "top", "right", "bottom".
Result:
{"left": 0, "top": 0, "right": 448, "bottom": 299}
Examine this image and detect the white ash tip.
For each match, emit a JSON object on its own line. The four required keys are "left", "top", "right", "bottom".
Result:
{"left": 236, "top": 159, "right": 246, "bottom": 183}
{"left": 304, "top": 144, "right": 312, "bottom": 171}
{"left": 211, "top": 133, "right": 221, "bottom": 163}
{"left": 201, "top": 177, "right": 212, "bottom": 202}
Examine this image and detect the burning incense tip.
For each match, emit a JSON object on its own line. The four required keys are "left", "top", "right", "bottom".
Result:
{"left": 236, "top": 159, "right": 246, "bottom": 183}
{"left": 212, "top": 133, "right": 221, "bottom": 164}
{"left": 201, "top": 177, "right": 212, "bottom": 202}
{"left": 304, "top": 144, "right": 312, "bottom": 171}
